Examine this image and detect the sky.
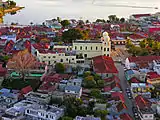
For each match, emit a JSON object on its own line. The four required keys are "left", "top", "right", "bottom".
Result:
{"left": 4, "top": 0, "right": 160, "bottom": 24}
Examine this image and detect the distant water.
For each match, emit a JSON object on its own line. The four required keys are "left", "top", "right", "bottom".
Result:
{"left": 3, "top": 0, "right": 160, "bottom": 25}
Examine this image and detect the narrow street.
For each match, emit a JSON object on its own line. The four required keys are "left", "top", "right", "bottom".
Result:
{"left": 115, "top": 63, "right": 134, "bottom": 118}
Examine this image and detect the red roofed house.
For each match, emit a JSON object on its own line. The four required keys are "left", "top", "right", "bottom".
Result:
{"left": 116, "top": 102, "right": 128, "bottom": 114}
{"left": 125, "top": 56, "right": 160, "bottom": 70}
{"left": 130, "top": 14, "right": 151, "bottom": 21}
{"left": 120, "top": 113, "right": 133, "bottom": 120}
{"left": 20, "top": 86, "right": 33, "bottom": 96}
{"left": 135, "top": 95, "right": 155, "bottom": 120}
{"left": 93, "top": 56, "right": 118, "bottom": 79}
{"left": 111, "top": 92, "right": 125, "bottom": 103}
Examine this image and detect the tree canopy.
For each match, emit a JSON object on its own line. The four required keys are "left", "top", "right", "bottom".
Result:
{"left": 7, "top": 49, "right": 36, "bottom": 80}
{"left": 60, "top": 20, "right": 70, "bottom": 28}
{"left": 62, "top": 29, "right": 83, "bottom": 42}
{"left": 55, "top": 63, "right": 65, "bottom": 73}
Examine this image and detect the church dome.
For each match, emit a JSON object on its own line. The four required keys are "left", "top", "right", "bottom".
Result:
{"left": 103, "top": 32, "right": 109, "bottom": 37}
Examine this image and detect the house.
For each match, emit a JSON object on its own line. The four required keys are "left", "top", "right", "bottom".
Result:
{"left": 65, "top": 85, "right": 82, "bottom": 98}
{"left": 25, "top": 92, "right": 51, "bottom": 104}
{"left": 131, "top": 83, "right": 153, "bottom": 98}
{"left": 116, "top": 102, "right": 128, "bottom": 114}
{"left": 20, "top": 86, "right": 33, "bottom": 95}
{"left": 2, "top": 100, "right": 35, "bottom": 120}
{"left": 135, "top": 95, "right": 155, "bottom": 120}
{"left": 25, "top": 104, "right": 64, "bottom": 120}
{"left": 125, "top": 56, "right": 160, "bottom": 70}
{"left": 130, "top": 14, "right": 151, "bottom": 21}
{"left": 111, "top": 92, "right": 125, "bottom": 105}
{"left": 119, "top": 113, "right": 133, "bottom": 120}
{"left": 75, "top": 116, "right": 101, "bottom": 120}
{"left": 103, "top": 81, "right": 121, "bottom": 93}
{"left": 0, "top": 89, "right": 19, "bottom": 110}
{"left": 127, "top": 33, "right": 147, "bottom": 46}
{"left": 153, "top": 60, "right": 160, "bottom": 75}
{"left": 72, "top": 32, "right": 111, "bottom": 59}
{"left": 93, "top": 56, "right": 118, "bottom": 79}
{"left": 147, "top": 72, "right": 160, "bottom": 85}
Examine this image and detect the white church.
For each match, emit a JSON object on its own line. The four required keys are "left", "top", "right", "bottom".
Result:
{"left": 72, "top": 32, "right": 111, "bottom": 59}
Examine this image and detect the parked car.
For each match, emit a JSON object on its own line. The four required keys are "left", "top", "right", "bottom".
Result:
{"left": 126, "top": 88, "right": 132, "bottom": 99}
{"left": 132, "top": 107, "right": 140, "bottom": 119}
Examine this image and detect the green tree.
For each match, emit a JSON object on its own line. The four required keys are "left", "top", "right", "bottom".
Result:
{"left": 84, "top": 71, "right": 91, "bottom": 77}
{"left": 94, "top": 110, "right": 108, "bottom": 120}
{"left": 97, "top": 80, "right": 104, "bottom": 88}
{"left": 139, "top": 39, "right": 147, "bottom": 48}
{"left": 62, "top": 116, "right": 73, "bottom": 120}
{"left": 86, "top": 20, "right": 90, "bottom": 24}
{"left": 108, "top": 15, "right": 117, "bottom": 22}
{"left": 84, "top": 79, "right": 97, "bottom": 88}
{"left": 57, "top": 17, "right": 61, "bottom": 23}
{"left": 62, "top": 29, "right": 83, "bottom": 42}
{"left": 120, "top": 18, "right": 125, "bottom": 23}
{"left": 55, "top": 63, "right": 65, "bottom": 73}
{"left": 90, "top": 89, "right": 102, "bottom": 98}
{"left": 125, "top": 39, "right": 133, "bottom": 48}
{"left": 61, "top": 20, "right": 70, "bottom": 28}
{"left": 84, "top": 75, "right": 94, "bottom": 81}
{"left": 96, "top": 19, "right": 105, "bottom": 23}
{"left": 94, "top": 74, "right": 101, "bottom": 81}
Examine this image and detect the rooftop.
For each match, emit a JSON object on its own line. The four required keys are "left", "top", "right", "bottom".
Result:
{"left": 93, "top": 56, "right": 118, "bottom": 74}
{"left": 128, "top": 56, "right": 160, "bottom": 63}
{"left": 73, "top": 40, "right": 102, "bottom": 43}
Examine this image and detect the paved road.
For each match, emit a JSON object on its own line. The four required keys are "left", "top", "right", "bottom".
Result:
{"left": 115, "top": 63, "right": 134, "bottom": 118}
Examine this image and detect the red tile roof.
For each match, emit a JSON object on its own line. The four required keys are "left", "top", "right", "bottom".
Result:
{"left": 129, "top": 77, "right": 141, "bottom": 83}
{"left": 104, "top": 75, "right": 120, "bottom": 83}
{"left": 132, "top": 14, "right": 151, "bottom": 18}
{"left": 135, "top": 95, "right": 152, "bottom": 109}
{"left": 21, "top": 86, "right": 32, "bottom": 94}
{"left": 111, "top": 92, "right": 125, "bottom": 102}
{"left": 120, "top": 114, "right": 133, "bottom": 120}
{"left": 93, "top": 56, "right": 118, "bottom": 74}
{"left": 147, "top": 72, "right": 160, "bottom": 79}
{"left": 116, "top": 102, "right": 127, "bottom": 112}
{"left": 128, "top": 56, "right": 160, "bottom": 63}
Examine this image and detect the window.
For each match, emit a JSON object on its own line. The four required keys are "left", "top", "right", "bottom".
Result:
{"left": 72, "top": 58, "right": 74, "bottom": 60}
{"left": 48, "top": 56, "right": 50, "bottom": 59}
{"left": 52, "top": 56, "right": 55, "bottom": 58}
{"left": 42, "top": 61, "right": 45, "bottom": 63}
{"left": 66, "top": 58, "right": 68, "bottom": 61}
{"left": 75, "top": 46, "right": 77, "bottom": 50}
{"left": 104, "top": 54, "right": 106, "bottom": 56}
{"left": 84, "top": 54, "right": 87, "bottom": 58}
{"left": 144, "top": 115, "right": 148, "bottom": 118}
{"left": 101, "top": 47, "right": 102, "bottom": 50}
{"left": 96, "top": 46, "right": 98, "bottom": 50}
{"left": 85, "top": 46, "right": 87, "bottom": 50}
{"left": 59, "top": 54, "right": 61, "bottom": 56}
{"left": 107, "top": 48, "right": 110, "bottom": 51}
{"left": 48, "top": 61, "right": 51, "bottom": 65}
{"left": 54, "top": 61, "right": 56, "bottom": 63}
{"left": 43, "top": 56, "right": 46, "bottom": 58}
{"left": 46, "top": 115, "right": 48, "bottom": 118}
{"left": 80, "top": 46, "right": 82, "bottom": 50}
{"left": 60, "top": 59, "right": 63, "bottom": 62}
{"left": 91, "top": 46, "right": 92, "bottom": 50}
{"left": 27, "top": 110, "right": 29, "bottom": 113}
{"left": 107, "top": 54, "right": 109, "bottom": 56}
{"left": 104, "top": 48, "right": 106, "bottom": 51}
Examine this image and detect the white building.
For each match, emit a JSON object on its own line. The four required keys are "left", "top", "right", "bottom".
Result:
{"left": 72, "top": 32, "right": 111, "bottom": 59}
{"left": 65, "top": 85, "right": 82, "bottom": 98}
{"left": 25, "top": 92, "right": 51, "bottom": 104}
{"left": 25, "top": 104, "right": 64, "bottom": 120}
{"left": 153, "top": 60, "right": 160, "bottom": 75}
